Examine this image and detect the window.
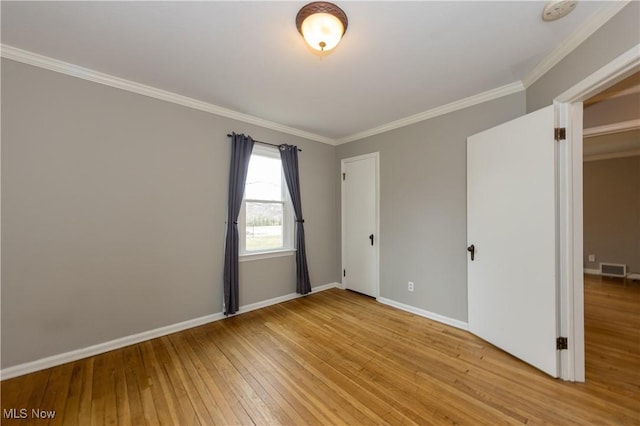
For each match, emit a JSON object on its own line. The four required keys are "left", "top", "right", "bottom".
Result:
{"left": 239, "top": 145, "right": 293, "bottom": 259}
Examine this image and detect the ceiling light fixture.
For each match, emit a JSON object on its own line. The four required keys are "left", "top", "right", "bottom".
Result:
{"left": 296, "top": 2, "right": 348, "bottom": 52}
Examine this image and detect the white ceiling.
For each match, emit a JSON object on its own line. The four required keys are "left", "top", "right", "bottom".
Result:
{"left": 0, "top": 1, "right": 623, "bottom": 143}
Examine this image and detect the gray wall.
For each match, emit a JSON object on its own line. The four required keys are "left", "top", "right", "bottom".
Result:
{"left": 1, "top": 58, "right": 340, "bottom": 368}
{"left": 336, "top": 92, "right": 526, "bottom": 322}
{"left": 527, "top": 1, "right": 640, "bottom": 112}
{"left": 584, "top": 94, "right": 640, "bottom": 128}
{"left": 583, "top": 156, "right": 640, "bottom": 274}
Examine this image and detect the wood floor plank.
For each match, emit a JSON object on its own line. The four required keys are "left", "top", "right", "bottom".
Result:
{"left": 164, "top": 334, "right": 224, "bottom": 424}
{"left": 89, "top": 353, "right": 107, "bottom": 425}
{"left": 40, "top": 362, "right": 74, "bottom": 426}
{"left": 130, "top": 344, "right": 162, "bottom": 426}
{"left": 102, "top": 351, "right": 120, "bottom": 426}
{"left": 1, "top": 369, "right": 51, "bottom": 426}
{"left": 211, "top": 327, "right": 307, "bottom": 425}
{"left": 222, "top": 316, "right": 386, "bottom": 425}
{"left": 258, "top": 306, "right": 442, "bottom": 424}
{"left": 266, "top": 302, "right": 519, "bottom": 425}
{"left": 180, "top": 330, "right": 251, "bottom": 425}
{"left": 110, "top": 350, "right": 131, "bottom": 426}
{"left": 2, "top": 274, "right": 639, "bottom": 425}
{"left": 136, "top": 340, "right": 178, "bottom": 426}
{"left": 194, "top": 327, "right": 313, "bottom": 425}
{"left": 152, "top": 337, "right": 201, "bottom": 425}
{"left": 61, "top": 359, "right": 87, "bottom": 426}
{"left": 120, "top": 347, "right": 147, "bottom": 426}
{"left": 192, "top": 325, "right": 278, "bottom": 425}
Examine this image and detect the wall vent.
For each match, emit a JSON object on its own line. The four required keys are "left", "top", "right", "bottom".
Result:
{"left": 600, "top": 263, "right": 626, "bottom": 278}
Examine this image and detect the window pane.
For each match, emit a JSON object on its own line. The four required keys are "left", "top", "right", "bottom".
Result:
{"left": 245, "top": 155, "right": 282, "bottom": 201}
{"left": 245, "top": 202, "right": 283, "bottom": 251}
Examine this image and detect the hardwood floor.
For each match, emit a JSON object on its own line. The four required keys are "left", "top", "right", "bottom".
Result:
{"left": 2, "top": 276, "right": 639, "bottom": 425}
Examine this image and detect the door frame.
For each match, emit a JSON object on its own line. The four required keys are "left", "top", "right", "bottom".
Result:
{"left": 555, "top": 43, "right": 640, "bottom": 381}
{"left": 341, "top": 152, "right": 380, "bottom": 298}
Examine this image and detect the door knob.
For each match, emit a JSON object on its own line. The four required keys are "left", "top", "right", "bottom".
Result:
{"left": 369, "top": 234, "right": 374, "bottom": 246}
{"left": 467, "top": 244, "right": 475, "bottom": 261}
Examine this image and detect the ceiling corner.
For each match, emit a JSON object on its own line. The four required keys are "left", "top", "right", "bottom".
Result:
{"left": 522, "top": 0, "right": 631, "bottom": 89}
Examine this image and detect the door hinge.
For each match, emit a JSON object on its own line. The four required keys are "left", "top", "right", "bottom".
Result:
{"left": 554, "top": 127, "right": 566, "bottom": 141}
{"left": 343, "top": 269, "right": 346, "bottom": 277}
{"left": 556, "top": 337, "right": 568, "bottom": 350}
{"left": 342, "top": 172, "right": 346, "bottom": 181}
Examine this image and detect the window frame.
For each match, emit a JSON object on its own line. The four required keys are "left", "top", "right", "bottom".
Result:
{"left": 238, "top": 145, "right": 294, "bottom": 261}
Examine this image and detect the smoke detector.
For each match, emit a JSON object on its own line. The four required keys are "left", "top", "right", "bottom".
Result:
{"left": 542, "top": 0, "right": 577, "bottom": 22}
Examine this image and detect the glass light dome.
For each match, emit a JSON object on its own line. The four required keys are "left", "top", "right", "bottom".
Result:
{"left": 296, "top": 2, "right": 348, "bottom": 53}
{"left": 300, "top": 12, "right": 345, "bottom": 51}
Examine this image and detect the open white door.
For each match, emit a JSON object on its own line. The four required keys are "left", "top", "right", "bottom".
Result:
{"left": 467, "top": 105, "right": 559, "bottom": 377}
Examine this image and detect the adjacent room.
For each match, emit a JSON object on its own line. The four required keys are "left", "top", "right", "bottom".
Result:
{"left": 2, "top": 1, "right": 639, "bottom": 424}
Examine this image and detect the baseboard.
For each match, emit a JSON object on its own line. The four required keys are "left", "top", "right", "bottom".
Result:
{"left": 585, "top": 269, "right": 640, "bottom": 280}
{"left": 0, "top": 312, "right": 228, "bottom": 381}
{"left": 312, "top": 282, "right": 342, "bottom": 292}
{"left": 0, "top": 282, "right": 341, "bottom": 381}
{"left": 377, "top": 297, "right": 468, "bottom": 331}
{"left": 236, "top": 282, "right": 340, "bottom": 314}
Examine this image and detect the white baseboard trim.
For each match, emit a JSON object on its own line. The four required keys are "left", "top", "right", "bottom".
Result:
{"left": 0, "top": 282, "right": 341, "bottom": 381}
{"left": 585, "top": 269, "right": 640, "bottom": 280}
{"left": 377, "top": 297, "right": 468, "bottom": 331}
{"left": 236, "top": 282, "right": 340, "bottom": 315}
{"left": 0, "top": 313, "right": 223, "bottom": 381}
{"left": 312, "top": 282, "right": 342, "bottom": 292}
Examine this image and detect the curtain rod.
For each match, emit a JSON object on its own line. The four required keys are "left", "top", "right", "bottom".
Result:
{"left": 226, "top": 134, "right": 302, "bottom": 152}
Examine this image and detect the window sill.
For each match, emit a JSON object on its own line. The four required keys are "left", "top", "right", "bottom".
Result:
{"left": 239, "top": 249, "right": 295, "bottom": 262}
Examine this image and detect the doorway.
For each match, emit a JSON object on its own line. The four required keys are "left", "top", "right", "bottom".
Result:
{"left": 555, "top": 44, "right": 640, "bottom": 381}
{"left": 341, "top": 153, "right": 380, "bottom": 298}
{"left": 582, "top": 72, "right": 640, "bottom": 277}
{"left": 581, "top": 72, "right": 640, "bottom": 388}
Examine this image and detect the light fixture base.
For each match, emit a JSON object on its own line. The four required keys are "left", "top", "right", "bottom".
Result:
{"left": 296, "top": 2, "right": 348, "bottom": 36}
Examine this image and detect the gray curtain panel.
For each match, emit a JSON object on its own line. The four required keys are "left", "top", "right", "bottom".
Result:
{"left": 279, "top": 144, "right": 312, "bottom": 295}
{"left": 223, "top": 133, "right": 254, "bottom": 315}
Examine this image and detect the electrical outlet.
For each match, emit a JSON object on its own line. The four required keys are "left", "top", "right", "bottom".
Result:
{"left": 408, "top": 281, "right": 414, "bottom": 292}
{"left": 588, "top": 254, "right": 595, "bottom": 262}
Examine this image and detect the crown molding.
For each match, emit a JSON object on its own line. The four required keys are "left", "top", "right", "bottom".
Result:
{"left": 522, "top": 1, "right": 631, "bottom": 89}
{"left": 336, "top": 81, "right": 525, "bottom": 144}
{"left": 583, "top": 119, "right": 640, "bottom": 138}
{"left": 2, "top": 44, "right": 527, "bottom": 147}
{"left": 585, "top": 83, "right": 640, "bottom": 106}
{"left": 555, "top": 43, "right": 640, "bottom": 103}
{"left": 0, "top": 44, "right": 337, "bottom": 146}
{"left": 4, "top": 9, "right": 629, "bottom": 149}
{"left": 583, "top": 149, "right": 640, "bottom": 162}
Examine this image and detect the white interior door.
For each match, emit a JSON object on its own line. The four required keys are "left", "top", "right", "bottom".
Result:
{"left": 467, "top": 105, "right": 559, "bottom": 377}
{"left": 342, "top": 153, "right": 379, "bottom": 297}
